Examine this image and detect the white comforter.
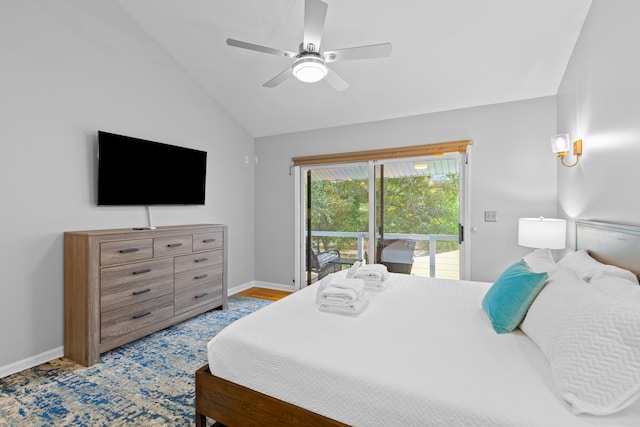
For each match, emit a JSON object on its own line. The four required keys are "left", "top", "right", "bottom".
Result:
{"left": 207, "top": 272, "right": 640, "bottom": 426}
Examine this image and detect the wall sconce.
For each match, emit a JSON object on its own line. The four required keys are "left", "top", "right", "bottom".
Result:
{"left": 550, "top": 134, "right": 582, "bottom": 167}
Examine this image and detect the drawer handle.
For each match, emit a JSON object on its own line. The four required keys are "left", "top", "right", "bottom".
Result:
{"left": 133, "top": 311, "right": 151, "bottom": 319}
{"left": 167, "top": 243, "right": 183, "bottom": 248}
{"left": 133, "top": 288, "right": 151, "bottom": 296}
{"left": 195, "top": 258, "right": 208, "bottom": 263}
{"left": 119, "top": 248, "right": 139, "bottom": 254}
{"left": 202, "top": 239, "right": 216, "bottom": 243}
{"left": 132, "top": 268, "right": 151, "bottom": 275}
{"left": 195, "top": 292, "right": 209, "bottom": 299}
{"left": 195, "top": 274, "right": 209, "bottom": 280}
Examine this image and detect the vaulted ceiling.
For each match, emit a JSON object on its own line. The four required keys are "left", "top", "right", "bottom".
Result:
{"left": 116, "top": 0, "right": 592, "bottom": 137}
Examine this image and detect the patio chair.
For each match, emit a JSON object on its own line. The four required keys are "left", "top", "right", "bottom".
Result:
{"left": 377, "top": 239, "right": 415, "bottom": 274}
{"left": 309, "top": 248, "right": 341, "bottom": 280}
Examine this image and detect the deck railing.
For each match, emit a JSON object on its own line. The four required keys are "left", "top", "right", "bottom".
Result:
{"left": 309, "top": 231, "right": 458, "bottom": 278}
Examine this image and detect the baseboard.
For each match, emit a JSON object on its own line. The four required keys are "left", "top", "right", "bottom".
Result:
{"left": 0, "top": 346, "right": 63, "bottom": 379}
{"left": 228, "top": 280, "right": 295, "bottom": 296}
{"left": 252, "top": 280, "right": 296, "bottom": 292}
{"left": 2, "top": 282, "right": 294, "bottom": 378}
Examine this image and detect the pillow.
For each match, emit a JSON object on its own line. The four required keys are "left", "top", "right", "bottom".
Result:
{"left": 557, "top": 250, "right": 639, "bottom": 284}
{"left": 523, "top": 248, "right": 559, "bottom": 274}
{"left": 590, "top": 272, "right": 640, "bottom": 304}
{"left": 481, "top": 259, "right": 548, "bottom": 334}
{"left": 521, "top": 268, "right": 640, "bottom": 415}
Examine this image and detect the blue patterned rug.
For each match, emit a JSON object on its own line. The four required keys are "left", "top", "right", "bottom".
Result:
{"left": 0, "top": 296, "right": 271, "bottom": 426}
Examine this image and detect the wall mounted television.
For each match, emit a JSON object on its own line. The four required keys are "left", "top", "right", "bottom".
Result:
{"left": 97, "top": 131, "right": 207, "bottom": 206}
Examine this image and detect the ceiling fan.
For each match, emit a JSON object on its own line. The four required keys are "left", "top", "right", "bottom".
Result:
{"left": 226, "top": 0, "right": 392, "bottom": 91}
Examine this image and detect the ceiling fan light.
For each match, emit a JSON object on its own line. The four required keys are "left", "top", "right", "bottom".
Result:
{"left": 292, "top": 56, "right": 327, "bottom": 83}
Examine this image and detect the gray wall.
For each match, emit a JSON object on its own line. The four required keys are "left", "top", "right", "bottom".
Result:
{"left": 255, "top": 96, "right": 558, "bottom": 285}
{"left": 556, "top": 0, "right": 640, "bottom": 244}
{"left": 0, "top": 1, "right": 254, "bottom": 373}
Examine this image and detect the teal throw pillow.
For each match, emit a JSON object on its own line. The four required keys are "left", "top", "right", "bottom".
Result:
{"left": 482, "top": 259, "right": 548, "bottom": 334}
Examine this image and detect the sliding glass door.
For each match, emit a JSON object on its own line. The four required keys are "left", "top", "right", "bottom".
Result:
{"left": 295, "top": 154, "right": 466, "bottom": 288}
{"left": 299, "top": 163, "right": 370, "bottom": 286}
{"left": 374, "top": 157, "right": 462, "bottom": 280}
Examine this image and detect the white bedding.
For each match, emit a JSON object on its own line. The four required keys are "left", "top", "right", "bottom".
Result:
{"left": 207, "top": 272, "right": 640, "bottom": 426}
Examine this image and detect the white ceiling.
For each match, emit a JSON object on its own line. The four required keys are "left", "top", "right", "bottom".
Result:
{"left": 115, "top": 0, "right": 592, "bottom": 138}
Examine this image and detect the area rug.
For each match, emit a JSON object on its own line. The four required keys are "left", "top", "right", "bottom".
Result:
{"left": 0, "top": 296, "right": 271, "bottom": 426}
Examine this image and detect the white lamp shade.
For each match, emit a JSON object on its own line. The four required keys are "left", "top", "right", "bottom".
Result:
{"left": 550, "top": 134, "right": 570, "bottom": 154}
{"left": 518, "top": 218, "right": 567, "bottom": 249}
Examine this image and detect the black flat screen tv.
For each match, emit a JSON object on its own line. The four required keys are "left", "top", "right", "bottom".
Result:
{"left": 97, "top": 131, "right": 207, "bottom": 206}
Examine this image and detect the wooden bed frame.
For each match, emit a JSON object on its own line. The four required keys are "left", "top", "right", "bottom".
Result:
{"left": 195, "top": 219, "right": 640, "bottom": 426}
{"left": 575, "top": 219, "right": 640, "bottom": 277}
{"left": 195, "top": 365, "right": 348, "bottom": 427}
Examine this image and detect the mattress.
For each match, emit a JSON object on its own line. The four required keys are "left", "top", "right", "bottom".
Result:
{"left": 207, "top": 272, "right": 640, "bottom": 426}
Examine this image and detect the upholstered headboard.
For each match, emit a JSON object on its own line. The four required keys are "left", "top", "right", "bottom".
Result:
{"left": 576, "top": 219, "right": 640, "bottom": 279}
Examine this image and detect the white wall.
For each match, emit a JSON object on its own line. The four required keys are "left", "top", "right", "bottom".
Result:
{"left": 556, "top": 0, "right": 640, "bottom": 245}
{"left": 0, "top": 1, "right": 254, "bottom": 374}
{"left": 255, "top": 96, "right": 558, "bottom": 285}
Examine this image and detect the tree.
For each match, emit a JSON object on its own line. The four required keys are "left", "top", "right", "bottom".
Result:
{"left": 382, "top": 174, "right": 459, "bottom": 235}
{"left": 309, "top": 173, "right": 459, "bottom": 253}
{"left": 310, "top": 179, "right": 368, "bottom": 251}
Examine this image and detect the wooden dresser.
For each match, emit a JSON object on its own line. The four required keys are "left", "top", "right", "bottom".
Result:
{"left": 64, "top": 224, "right": 227, "bottom": 366}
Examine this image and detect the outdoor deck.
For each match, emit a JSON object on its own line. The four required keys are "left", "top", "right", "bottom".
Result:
{"left": 331, "top": 249, "right": 459, "bottom": 280}
{"left": 411, "top": 249, "right": 459, "bottom": 279}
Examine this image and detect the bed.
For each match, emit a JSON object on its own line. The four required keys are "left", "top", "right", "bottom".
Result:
{"left": 195, "top": 220, "right": 640, "bottom": 426}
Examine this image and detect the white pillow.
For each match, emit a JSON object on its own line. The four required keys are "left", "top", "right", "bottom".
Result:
{"left": 557, "top": 250, "right": 639, "bottom": 284}
{"left": 590, "top": 272, "right": 640, "bottom": 304}
{"left": 523, "top": 248, "right": 559, "bottom": 274}
{"left": 521, "top": 268, "right": 640, "bottom": 415}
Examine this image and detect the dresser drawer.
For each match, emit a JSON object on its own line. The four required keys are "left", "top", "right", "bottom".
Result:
{"left": 100, "top": 239, "right": 153, "bottom": 266}
{"left": 101, "top": 258, "right": 174, "bottom": 312}
{"left": 175, "top": 250, "right": 222, "bottom": 274}
{"left": 154, "top": 235, "right": 192, "bottom": 257}
{"left": 64, "top": 224, "right": 227, "bottom": 366}
{"left": 175, "top": 264, "right": 223, "bottom": 292}
{"left": 175, "top": 281, "right": 224, "bottom": 315}
{"left": 100, "top": 294, "right": 174, "bottom": 344}
{"left": 193, "top": 231, "right": 223, "bottom": 251}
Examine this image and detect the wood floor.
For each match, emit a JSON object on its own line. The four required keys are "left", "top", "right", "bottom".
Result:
{"left": 235, "top": 287, "right": 292, "bottom": 301}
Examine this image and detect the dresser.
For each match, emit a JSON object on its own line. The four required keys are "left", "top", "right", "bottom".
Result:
{"left": 64, "top": 224, "right": 227, "bottom": 366}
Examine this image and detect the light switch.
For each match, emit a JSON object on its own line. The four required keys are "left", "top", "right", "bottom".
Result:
{"left": 484, "top": 211, "right": 497, "bottom": 222}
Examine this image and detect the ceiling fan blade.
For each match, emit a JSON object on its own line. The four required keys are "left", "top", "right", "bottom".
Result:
{"left": 323, "top": 43, "right": 392, "bottom": 62}
{"left": 324, "top": 68, "right": 349, "bottom": 91}
{"left": 263, "top": 66, "right": 294, "bottom": 88}
{"left": 226, "top": 38, "right": 297, "bottom": 58}
{"left": 303, "top": 0, "right": 328, "bottom": 52}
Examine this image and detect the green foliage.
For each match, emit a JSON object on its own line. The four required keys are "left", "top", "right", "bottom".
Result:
{"left": 310, "top": 179, "right": 368, "bottom": 251}
{"left": 309, "top": 173, "right": 459, "bottom": 253}
{"left": 382, "top": 174, "right": 459, "bottom": 235}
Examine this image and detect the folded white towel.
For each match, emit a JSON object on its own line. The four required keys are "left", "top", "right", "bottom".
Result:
{"left": 346, "top": 260, "right": 362, "bottom": 278}
{"left": 316, "top": 276, "right": 366, "bottom": 305}
{"left": 353, "top": 269, "right": 390, "bottom": 282}
{"left": 359, "top": 263, "right": 388, "bottom": 272}
{"left": 326, "top": 277, "right": 366, "bottom": 293}
{"left": 351, "top": 263, "right": 390, "bottom": 291}
{"left": 317, "top": 286, "right": 359, "bottom": 304}
{"left": 318, "top": 298, "right": 369, "bottom": 317}
{"left": 363, "top": 280, "right": 387, "bottom": 291}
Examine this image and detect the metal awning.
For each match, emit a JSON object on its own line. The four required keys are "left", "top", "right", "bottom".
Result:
{"left": 309, "top": 159, "right": 459, "bottom": 182}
